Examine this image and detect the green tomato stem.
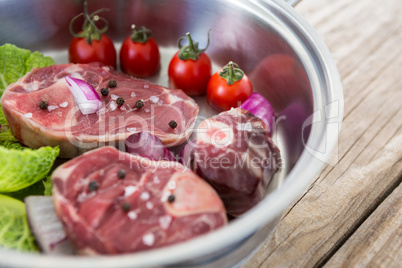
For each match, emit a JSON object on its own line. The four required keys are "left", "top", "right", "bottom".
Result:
{"left": 219, "top": 61, "right": 245, "bottom": 85}
{"left": 177, "top": 30, "right": 211, "bottom": 61}
{"left": 69, "top": 1, "right": 109, "bottom": 45}
{"left": 130, "top": 25, "right": 152, "bottom": 43}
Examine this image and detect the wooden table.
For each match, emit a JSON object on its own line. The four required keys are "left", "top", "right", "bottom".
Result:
{"left": 242, "top": 0, "right": 402, "bottom": 266}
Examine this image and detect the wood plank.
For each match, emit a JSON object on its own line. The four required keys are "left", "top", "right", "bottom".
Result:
{"left": 241, "top": 0, "right": 402, "bottom": 266}
{"left": 304, "top": 0, "right": 402, "bottom": 180}
{"left": 242, "top": 121, "right": 402, "bottom": 267}
{"left": 324, "top": 182, "right": 402, "bottom": 268}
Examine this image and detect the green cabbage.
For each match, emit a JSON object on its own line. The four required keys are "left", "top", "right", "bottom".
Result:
{"left": 0, "top": 129, "right": 20, "bottom": 148}
{"left": 42, "top": 175, "right": 52, "bottom": 196}
{"left": 5, "top": 180, "right": 46, "bottom": 202}
{"left": 0, "top": 44, "right": 58, "bottom": 252}
{"left": 0, "top": 103, "right": 20, "bottom": 149}
{"left": 0, "top": 44, "right": 55, "bottom": 148}
{"left": 0, "top": 194, "right": 39, "bottom": 252}
{"left": 0, "top": 43, "right": 55, "bottom": 94}
{"left": 0, "top": 146, "right": 59, "bottom": 192}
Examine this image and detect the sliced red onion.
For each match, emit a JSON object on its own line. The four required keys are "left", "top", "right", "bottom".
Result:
{"left": 180, "top": 141, "right": 195, "bottom": 168}
{"left": 239, "top": 92, "right": 275, "bottom": 136}
{"left": 65, "top": 76, "right": 102, "bottom": 115}
{"left": 25, "top": 196, "right": 75, "bottom": 255}
{"left": 125, "top": 132, "right": 176, "bottom": 161}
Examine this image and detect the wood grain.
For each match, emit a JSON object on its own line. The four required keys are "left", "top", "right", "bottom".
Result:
{"left": 241, "top": 0, "right": 402, "bottom": 266}
{"left": 324, "top": 182, "right": 402, "bottom": 268}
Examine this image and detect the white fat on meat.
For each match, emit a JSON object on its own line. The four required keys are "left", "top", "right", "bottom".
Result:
{"left": 162, "top": 171, "right": 225, "bottom": 217}
{"left": 195, "top": 120, "right": 234, "bottom": 147}
{"left": 168, "top": 94, "right": 184, "bottom": 104}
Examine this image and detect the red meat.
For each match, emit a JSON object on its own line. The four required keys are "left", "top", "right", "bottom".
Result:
{"left": 191, "top": 108, "right": 281, "bottom": 216}
{"left": 0, "top": 63, "right": 199, "bottom": 157}
{"left": 52, "top": 146, "right": 227, "bottom": 254}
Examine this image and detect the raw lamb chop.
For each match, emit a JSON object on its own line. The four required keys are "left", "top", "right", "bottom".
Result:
{"left": 52, "top": 146, "right": 227, "bottom": 254}
{"left": 188, "top": 108, "right": 281, "bottom": 216}
{"left": 0, "top": 63, "right": 199, "bottom": 158}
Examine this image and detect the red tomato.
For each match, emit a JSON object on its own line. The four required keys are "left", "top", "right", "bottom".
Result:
{"left": 68, "top": 34, "right": 117, "bottom": 69}
{"left": 207, "top": 73, "right": 253, "bottom": 111}
{"left": 168, "top": 51, "right": 212, "bottom": 96}
{"left": 120, "top": 36, "right": 160, "bottom": 77}
{"left": 207, "top": 62, "right": 253, "bottom": 111}
{"left": 168, "top": 32, "right": 212, "bottom": 96}
{"left": 68, "top": 2, "right": 117, "bottom": 68}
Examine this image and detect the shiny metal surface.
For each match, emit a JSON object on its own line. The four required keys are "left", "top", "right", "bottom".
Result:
{"left": 0, "top": 0, "right": 343, "bottom": 267}
{"left": 283, "top": 0, "right": 302, "bottom": 6}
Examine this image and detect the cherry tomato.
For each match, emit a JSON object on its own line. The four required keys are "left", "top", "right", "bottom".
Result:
{"left": 120, "top": 26, "right": 160, "bottom": 77}
{"left": 69, "top": 35, "right": 117, "bottom": 68}
{"left": 68, "top": 1, "right": 116, "bottom": 68}
{"left": 168, "top": 32, "right": 212, "bottom": 96}
{"left": 207, "top": 61, "right": 253, "bottom": 111}
{"left": 168, "top": 51, "right": 211, "bottom": 96}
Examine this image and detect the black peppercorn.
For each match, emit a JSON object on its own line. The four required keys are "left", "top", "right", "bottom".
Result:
{"left": 39, "top": 100, "right": 48, "bottom": 110}
{"left": 88, "top": 180, "right": 99, "bottom": 192}
{"left": 100, "top": 88, "right": 109, "bottom": 96}
{"left": 167, "top": 194, "right": 175, "bottom": 203}
{"left": 121, "top": 202, "right": 131, "bottom": 212}
{"left": 168, "top": 120, "right": 178, "bottom": 129}
{"left": 116, "top": 97, "right": 125, "bottom": 106}
{"left": 108, "top": 80, "right": 117, "bottom": 88}
{"left": 117, "top": 169, "right": 126, "bottom": 179}
{"left": 135, "top": 100, "right": 144, "bottom": 108}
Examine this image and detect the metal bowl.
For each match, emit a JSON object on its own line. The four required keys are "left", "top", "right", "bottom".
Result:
{"left": 0, "top": 0, "right": 343, "bottom": 267}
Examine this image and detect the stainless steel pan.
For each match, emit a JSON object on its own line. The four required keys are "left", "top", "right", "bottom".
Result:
{"left": 0, "top": 0, "right": 343, "bottom": 267}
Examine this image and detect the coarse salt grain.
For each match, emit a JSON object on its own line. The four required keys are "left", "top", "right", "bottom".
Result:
{"left": 146, "top": 202, "right": 154, "bottom": 209}
{"left": 59, "top": 101, "right": 68, "bottom": 108}
{"left": 24, "top": 113, "right": 32, "bottom": 118}
{"left": 130, "top": 92, "right": 136, "bottom": 97}
{"left": 127, "top": 127, "right": 137, "bottom": 133}
{"left": 109, "top": 101, "right": 117, "bottom": 111}
{"left": 150, "top": 96, "right": 159, "bottom": 103}
{"left": 47, "top": 105, "right": 59, "bottom": 112}
{"left": 111, "top": 94, "right": 119, "bottom": 100}
{"left": 167, "top": 181, "right": 176, "bottom": 190}
{"left": 128, "top": 211, "right": 137, "bottom": 220}
{"left": 140, "top": 192, "right": 150, "bottom": 200}
{"left": 142, "top": 233, "right": 154, "bottom": 246}
{"left": 124, "top": 186, "right": 137, "bottom": 197}
{"left": 159, "top": 215, "right": 172, "bottom": 230}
